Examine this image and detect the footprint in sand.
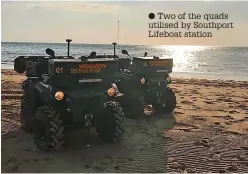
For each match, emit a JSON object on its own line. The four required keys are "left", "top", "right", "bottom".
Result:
{"left": 194, "top": 138, "right": 211, "bottom": 148}
{"left": 214, "top": 122, "right": 221, "bottom": 125}
{"left": 223, "top": 115, "right": 234, "bottom": 120}
{"left": 226, "top": 164, "right": 239, "bottom": 172}
{"left": 212, "top": 115, "right": 223, "bottom": 118}
{"left": 181, "top": 100, "right": 192, "bottom": 104}
{"left": 190, "top": 97, "right": 198, "bottom": 102}
{"left": 190, "top": 89, "right": 198, "bottom": 94}
{"left": 229, "top": 110, "right": 239, "bottom": 114}
{"left": 191, "top": 116, "right": 207, "bottom": 121}
{"left": 204, "top": 101, "right": 214, "bottom": 104}
{"left": 216, "top": 97, "right": 228, "bottom": 102}
{"left": 226, "top": 122, "right": 233, "bottom": 125}
{"left": 192, "top": 106, "right": 201, "bottom": 109}
{"left": 224, "top": 98, "right": 233, "bottom": 102}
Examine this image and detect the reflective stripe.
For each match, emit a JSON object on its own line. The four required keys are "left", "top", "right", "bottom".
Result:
{"left": 79, "top": 79, "right": 102, "bottom": 83}
{"left": 156, "top": 70, "right": 168, "bottom": 72}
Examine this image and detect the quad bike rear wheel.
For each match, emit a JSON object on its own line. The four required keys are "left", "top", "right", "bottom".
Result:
{"left": 20, "top": 94, "right": 34, "bottom": 132}
{"left": 155, "top": 87, "right": 177, "bottom": 115}
{"left": 34, "top": 106, "right": 64, "bottom": 152}
{"left": 95, "top": 101, "right": 125, "bottom": 143}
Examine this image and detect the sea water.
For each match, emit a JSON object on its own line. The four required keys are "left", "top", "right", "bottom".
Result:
{"left": 1, "top": 42, "right": 248, "bottom": 81}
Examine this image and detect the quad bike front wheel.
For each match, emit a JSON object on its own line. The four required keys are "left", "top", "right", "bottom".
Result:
{"left": 95, "top": 101, "right": 125, "bottom": 143}
{"left": 34, "top": 106, "right": 64, "bottom": 152}
{"left": 20, "top": 94, "right": 34, "bottom": 132}
{"left": 155, "top": 87, "right": 177, "bottom": 115}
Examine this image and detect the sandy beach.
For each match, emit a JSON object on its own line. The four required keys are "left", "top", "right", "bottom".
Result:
{"left": 1, "top": 69, "right": 248, "bottom": 173}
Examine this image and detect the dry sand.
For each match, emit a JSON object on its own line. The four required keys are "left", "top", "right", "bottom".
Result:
{"left": 1, "top": 69, "right": 248, "bottom": 173}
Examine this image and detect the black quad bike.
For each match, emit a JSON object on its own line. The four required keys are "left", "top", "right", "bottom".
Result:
{"left": 116, "top": 49, "right": 177, "bottom": 118}
{"left": 14, "top": 39, "right": 125, "bottom": 152}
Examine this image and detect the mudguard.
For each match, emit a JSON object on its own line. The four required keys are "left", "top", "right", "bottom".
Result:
{"left": 34, "top": 82, "right": 54, "bottom": 103}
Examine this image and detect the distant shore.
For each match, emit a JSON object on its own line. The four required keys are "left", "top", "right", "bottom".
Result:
{"left": 2, "top": 41, "right": 248, "bottom": 48}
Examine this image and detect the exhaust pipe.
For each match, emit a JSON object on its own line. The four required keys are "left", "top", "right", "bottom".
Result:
{"left": 112, "top": 42, "right": 117, "bottom": 56}
{"left": 66, "top": 39, "right": 72, "bottom": 58}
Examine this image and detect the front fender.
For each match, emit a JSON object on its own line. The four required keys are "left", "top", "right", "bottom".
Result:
{"left": 34, "top": 82, "right": 54, "bottom": 103}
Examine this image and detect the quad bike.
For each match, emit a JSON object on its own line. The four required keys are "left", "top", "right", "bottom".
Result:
{"left": 117, "top": 49, "right": 177, "bottom": 118}
{"left": 14, "top": 39, "right": 125, "bottom": 152}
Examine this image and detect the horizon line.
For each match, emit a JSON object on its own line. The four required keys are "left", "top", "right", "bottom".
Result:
{"left": 1, "top": 41, "right": 248, "bottom": 48}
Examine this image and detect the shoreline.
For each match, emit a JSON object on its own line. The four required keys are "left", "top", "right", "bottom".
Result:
{"left": 1, "top": 67, "right": 248, "bottom": 82}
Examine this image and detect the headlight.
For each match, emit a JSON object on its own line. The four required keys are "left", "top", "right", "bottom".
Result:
{"left": 167, "top": 76, "right": 171, "bottom": 83}
{"left": 141, "top": 78, "right": 146, "bottom": 84}
{"left": 55, "top": 91, "right": 64, "bottom": 100}
{"left": 107, "top": 87, "right": 116, "bottom": 96}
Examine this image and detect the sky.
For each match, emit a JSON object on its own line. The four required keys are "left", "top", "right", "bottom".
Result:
{"left": 1, "top": 1, "right": 248, "bottom": 46}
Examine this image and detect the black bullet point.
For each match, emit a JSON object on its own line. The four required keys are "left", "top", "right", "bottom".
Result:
{"left": 149, "top": 13, "right": 155, "bottom": 19}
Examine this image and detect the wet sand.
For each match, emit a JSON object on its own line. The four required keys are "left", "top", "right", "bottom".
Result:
{"left": 1, "top": 69, "right": 248, "bottom": 173}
